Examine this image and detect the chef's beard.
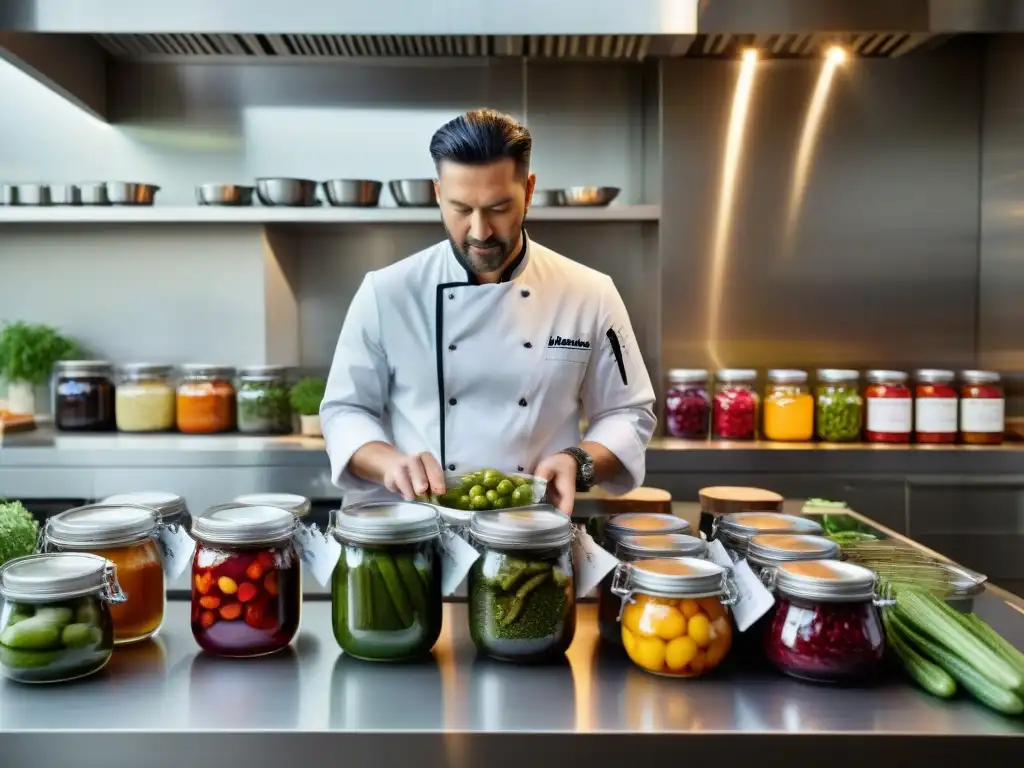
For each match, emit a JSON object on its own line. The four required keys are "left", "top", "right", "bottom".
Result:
{"left": 445, "top": 218, "right": 525, "bottom": 276}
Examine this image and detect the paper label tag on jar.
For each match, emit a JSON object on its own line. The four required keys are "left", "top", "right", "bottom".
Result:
{"left": 157, "top": 525, "right": 197, "bottom": 580}
{"left": 961, "top": 398, "right": 1005, "bottom": 433}
{"left": 572, "top": 526, "right": 620, "bottom": 599}
{"left": 706, "top": 540, "right": 774, "bottom": 632}
{"left": 866, "top": 398, "right": 912, "bottom": 433}
{"left": 915, "top": 398, "right": 957, "bottom": 433}
{"left": 440, "top": 530, "right": 480, "bottom": 596}
{"left": 294, "top": 524, "right": 342, "bottom": 586}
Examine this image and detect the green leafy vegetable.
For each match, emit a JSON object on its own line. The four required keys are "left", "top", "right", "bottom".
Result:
{"left": 0, "top": 322, "right": 77, "bottom": 385}
{"left": 0, "top": 501, "right": 40, "bottom": 567}
{"left": 289, "top": 377, "right": 327, "bottom": 416}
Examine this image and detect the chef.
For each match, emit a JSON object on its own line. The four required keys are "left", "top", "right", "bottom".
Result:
{"left": 320, "top": 108, "right": 656, "bottom": 513}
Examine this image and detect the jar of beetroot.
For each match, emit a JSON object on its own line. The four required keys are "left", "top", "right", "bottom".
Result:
{"left": 189, "top": 504, "right": 301, "bottom": 657}
{"left": 664, "top": 369, "right": 710, "bottom": 439}
{"left": 914, "top": 369, "right": 957, "bottom": 444}
{"left": 712, "top": 369, "right": 758, "bottom": 440}
{"left": 763, "top": 560, "right": 885, "bottom": 684}
{"left": 864, "top": 370, "right": 912, "bottom": 443}
{"left": 959, "top": 370, "right": 1005, "bottom": 445}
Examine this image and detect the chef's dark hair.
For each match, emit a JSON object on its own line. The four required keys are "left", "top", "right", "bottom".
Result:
{"left": 429, "top": 109, "right": 532, "bottom": 179}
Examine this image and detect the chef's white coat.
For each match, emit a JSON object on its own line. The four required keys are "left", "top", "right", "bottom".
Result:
{"left": 320, "top": 233, "right": 657, "bottom": 505}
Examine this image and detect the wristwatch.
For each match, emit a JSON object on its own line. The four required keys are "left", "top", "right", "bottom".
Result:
{"left": 560, "top": 446, "right": 595, "bottom": 492}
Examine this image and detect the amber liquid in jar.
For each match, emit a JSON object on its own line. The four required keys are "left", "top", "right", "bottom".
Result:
{"left": 93, "top": 539, "right": 166, "bottom": 644}
{"left": 177, "top": 379, "right": 236, "bottom": 434}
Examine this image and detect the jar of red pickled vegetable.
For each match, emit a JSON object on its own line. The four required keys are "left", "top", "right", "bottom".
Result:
{"left": 763, "top": 560, "right": 885, "bottom": 683}
{"left": 611, "top": 557, "right": 737, "bottom": 678}
{"left": 189, "top": 504, "right": 301, "bottom": 657}
{"left": 959, "top": 370, "right": 1005, "bottom": 445}
{"left": 712, "top": 369, "right": 758, "bottom": 440}
{"left": 664, "top": 369, "right": 710, "bottom": 439}
{"left": 913, "top": 369, "right": 957, "bottom": 444}
{"left": 864, "top": 370, "right": 911, "bottom": 443}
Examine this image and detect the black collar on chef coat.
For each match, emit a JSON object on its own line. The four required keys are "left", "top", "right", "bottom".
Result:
{"left": 433, "top": 229, "right": 529, "bottom": 470}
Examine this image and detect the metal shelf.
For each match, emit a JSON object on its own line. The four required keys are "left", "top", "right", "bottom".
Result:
{"left": 0, "top": 205, "right": 661, "bottom": 225}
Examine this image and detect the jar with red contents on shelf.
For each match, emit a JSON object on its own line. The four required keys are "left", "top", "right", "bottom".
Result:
{"left": 189, "top": 504, "right": 301, "bottom": 657}
{"left": 913, "top": 369, "right": 958, "bottom": 444}
{"left": 712, "top": 369, "right": 758, "bottom": 440}
{"left": 762, "top": 560, "right": 885, "bottom": 683}
{"left": 664, "top": 369, "right": 710, "bottom": 439}
{"left": 959, "top": 370, "right": 1005, "bottom": 445}
{"left": 176, "top": 364, "right": 236, "bottom": 434}
{"left": 864, "top": 370, "right": 912, "bottom": 443}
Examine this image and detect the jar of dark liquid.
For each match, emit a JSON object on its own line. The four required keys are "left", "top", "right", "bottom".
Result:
{"left": 55, "top": 361, "right": 116, "bottom": 431}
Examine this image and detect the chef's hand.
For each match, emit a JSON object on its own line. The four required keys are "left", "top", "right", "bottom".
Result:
{"left": 383, "top": 451, "right": 447, "bottom": 501}
{"left": 534, "top": 452, "right": 578, "bottom": 515}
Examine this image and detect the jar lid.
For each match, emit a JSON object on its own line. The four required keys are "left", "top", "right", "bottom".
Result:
{"left": 667, "top": 369, "right": 708, "bottom": 384}
{"left": 234, "top": 493, "right": 311, "bottom": 518}
{"left": 915, "top": 369, "right": 954, "bottom": 384}
{"left": 717, "top": 512, "right": 822, "bottom": 544}
{"left": 0, "top": 553, "right": 111, "bottom": 602}
{"left": 746, "top": 534, "right": 839, "bottom": 567}
{"left": 617, "top": 533, "right": 707, "bottom": 559}
{"left": 118, "top": 363, "right": 174, "bottom": 378}
{"left": 46, "top": 503, "right": 159, "bottom": 548}
{"left": 102, "top": 491, "right": 186, "bottom": 523}
{"left": 629, "top": 557, "right": 728, "bottom": 598}
{"left": 237, "top": 364, "right": 289, "bottom": 380}
{"left": 332, "top": 501, "right": 441, "bottom": 545}
{"left": 605, "top": 512, "right": 690, "bottom": 540}
{"left": 961, "top": 370, "right": 1000, "bottom": 384}
{"left": 866, "top": 369, "right": 908, "bottom": 384}
{"left": 192, "top": 503, "right": 297, "bottom": 546}
{"left": 180, "top": 363, "right": 235, "bottom": 379}
{"left": 715, "top": 368, "right": 757, "bottom": 383}
{"left": 470, "top": 506, "right": 573, "bottom": 549}
{"left": 55, "top": 360, "right": 113, "bottom": 377}
{"left": 767, "top": 369, "right": 807, "bottom": 384}
{"left": 774, "top": 560, "right": 876, "bottom": 602}
{"left": 439, "top": 507, "right": 473, "bottom": 528}
{"left": 816, "top": 369, "right": 859, "bottom": 383}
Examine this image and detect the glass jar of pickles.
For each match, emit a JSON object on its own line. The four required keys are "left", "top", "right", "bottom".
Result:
{"left": 664, "top": 369, "right": 710, "bottom": 439}
{"left": 330, "top": 502, "right": 443, "bottom": 662}
{"left": 713, "top": 512, "right": 824, "bottom": 560}
{"left": 596, "top": 513, "right": 694, "bottom": 644}
{"left": 611, "top": 557, "right": 737, "bottom": 678}
{"left": 469, "top": 507, "right": 576, "bottom": 663}
{"left": 815, "top": 369, "right": 862, "bottom": 442}
{"left": 763, "top": 369, "right": 813, "bottom": 442}
{"left": 115, "top": 364, "right": 176, "bottom": 432}
{"left": 190, "top": 504, "right": 302, "bottom": 657}
{"left": 864, "top": 370, "right": 912, "bottom": 443}
{"left": 712, "top": 369, "right": 758, "bottom": 440}
{"left": 177, "top": 364, "right": 236, "bottom": 434}
{"left": 0, "top": 553, "right": 124, "bottom": 684}
{"left": 914, "top": 369, "right": 958, "bottom": 444}
{"left": 959, "top": 370, "right": 1005, "bottom": 445}
{"left": 54, "top": 360, "right": 116, "bottom": 432}
{"left": 43, "top": 504, "right": 165, "bottom": 645}
{"left": 236, "top": 365, "right": 293, "bottom": 435}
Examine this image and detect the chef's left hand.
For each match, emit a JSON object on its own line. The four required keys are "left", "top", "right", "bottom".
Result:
{"left": 534, "top": 452, "right": 578, "bottom": 516}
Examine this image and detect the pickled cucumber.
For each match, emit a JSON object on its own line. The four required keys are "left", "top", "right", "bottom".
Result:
{"left": 0, "top": 646, "right": 61, "bottom": 669}
{"left": 0, "top": 597, "right": 111, "bottom": 682}
{"left": 61, "top": 623, "right": 103, "bottom": 649}
{"left": 0, "top": 619, "right": 64, "bottom": 650}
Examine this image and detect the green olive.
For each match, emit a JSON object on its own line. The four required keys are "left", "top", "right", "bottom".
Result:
{"left": 510, "top": 486, "right": 533, "bottom": 506}
{"left": 495, "top": 479, "right": 516, "bottom": 497}
{"left": 492, "top": 496, "right": 511, "bottom": 509}
{"left": 457, "top": 495, "right": 473, "bottom": 511}
{"left": 468, "top": 484, "right": 486, "bottom": 498}
{"left": 470, "top": 495, "right": 491, "bottom": 511}
{"left": 482, "top": 474, "right": 503, "bottom": 490}
{"left": 511, "top": 476, "right": 528, "bottom": 487}
{"left": 485, "top": 489, "right": 500, "bottom": 504}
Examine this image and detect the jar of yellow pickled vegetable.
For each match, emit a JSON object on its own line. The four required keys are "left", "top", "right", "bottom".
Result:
{"left": 763, "top": 369, "right": 813, "bottom": 442}
{"left": 611, "top": 557, "right": 737, "bottom": 678}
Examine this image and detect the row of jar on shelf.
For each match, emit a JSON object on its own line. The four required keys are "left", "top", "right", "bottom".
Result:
{"left": 0, "top": 490, "right": 880, "bottom": 687}
{"left": 51, "top": 360, "right": 322, "bottom": 435}
{"left": 665, "top": 367, "right": 1007, "bottom": 444}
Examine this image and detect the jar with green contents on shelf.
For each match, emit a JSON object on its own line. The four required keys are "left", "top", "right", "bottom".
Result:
{"left": 330, "top": 502, "right": 443, "bottom": 662}
{"left": 236, "top": 365, "right": 293, "bottom": 435}
{"left": 468, "top": 506, "right": 576, "bottom": 663}
{"left": 815, "top": 369, "right": 863, "bottom": 442}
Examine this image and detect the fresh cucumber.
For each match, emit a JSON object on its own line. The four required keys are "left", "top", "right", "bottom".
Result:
{"left": 965, "top": 613, "right": 1024, "bottom": 683}
{"left": 896, "top": 589, "right": 1024, "bottom": 692}
{"left": 883, "top": 610, "right": 956, "bottom": 699}
{"left": 890, "top": 611, "right": 1024, "bottom": 716}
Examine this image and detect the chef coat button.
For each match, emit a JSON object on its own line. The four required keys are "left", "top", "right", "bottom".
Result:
{"left": 517, "top": 465, "right": 524, "bottom": 472}
{"left": 521, "top": 289, "right": 530, "bottom": 298}
{"left": 449, "top": 397, "right": 457, "bottom": 406}
{"left": 448, "top": 464, "right": 456, "bottom": 471}
{"left": 524, "top": 342, "right": 532, "bottom": 348}
{"left": 449, "top": 293, "right": 455, "bottom": 300}
{"left": 518, "top": 398, "right": 528, "bottom": 407}
{"left": 448, "top": 344, "right": 456, "bottom": 351}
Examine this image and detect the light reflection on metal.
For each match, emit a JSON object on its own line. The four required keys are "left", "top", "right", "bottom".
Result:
{"left": 705, "top": 48, "right": 759, "bottom": 368}
{"left": 782, "top": 46, "right": 847, "bottom": 261}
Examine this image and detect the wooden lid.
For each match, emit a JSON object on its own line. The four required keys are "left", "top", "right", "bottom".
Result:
{"left": 575, "top": 486, "right": 672, "bottom": 517}
{"left": 699, "top": 485, "right": 783, "bottom": 516}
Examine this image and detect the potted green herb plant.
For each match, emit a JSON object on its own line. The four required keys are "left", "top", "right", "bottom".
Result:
{"left": 0, "top": 322, "right": 77, "bottom": 415}
{"left": 290, "top": 377, "right": 327, "bottom": 437}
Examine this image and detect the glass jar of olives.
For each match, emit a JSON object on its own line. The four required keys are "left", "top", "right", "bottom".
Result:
{"left": 815, "top": 369, "right": 862, "bottom": 442}
{"left": 712, "top": 369, "right": 758, "bottom": 440}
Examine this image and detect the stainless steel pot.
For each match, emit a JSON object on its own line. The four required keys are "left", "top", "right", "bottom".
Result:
{"left": 12, "top": 184, "right": 51, "bottom": 206}
{"left": 562, "top": 186, "right": 621, "bottom": 207}
{"left": 0, "top": 184, "right": 16, "bottom": 205}
{"left": 51, "top": 185, "right": 82, "bottom": 206}
{"left": 107, "top": 182, "right": 160, "bottom": 206}
{"left": 532, "top": 189, "right": 566, "bottom": 207}
{"left": 389, "top": 179, "right": 437, "bottom": 207}
{"left": 256, "top": 178, "right": 318, "bottom": 207}
{"left": 196, "top": 183, "right": 254, "bottom": 206}
{"left": 79, "top": 182, "right": 110, "bottom": 206}
{"left": 322, "top": 179, "right": 382, "bottom": 207}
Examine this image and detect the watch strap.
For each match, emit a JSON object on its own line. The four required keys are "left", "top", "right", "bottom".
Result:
{"left": 560, "top": 447, "right": 595, "bottom": 492}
